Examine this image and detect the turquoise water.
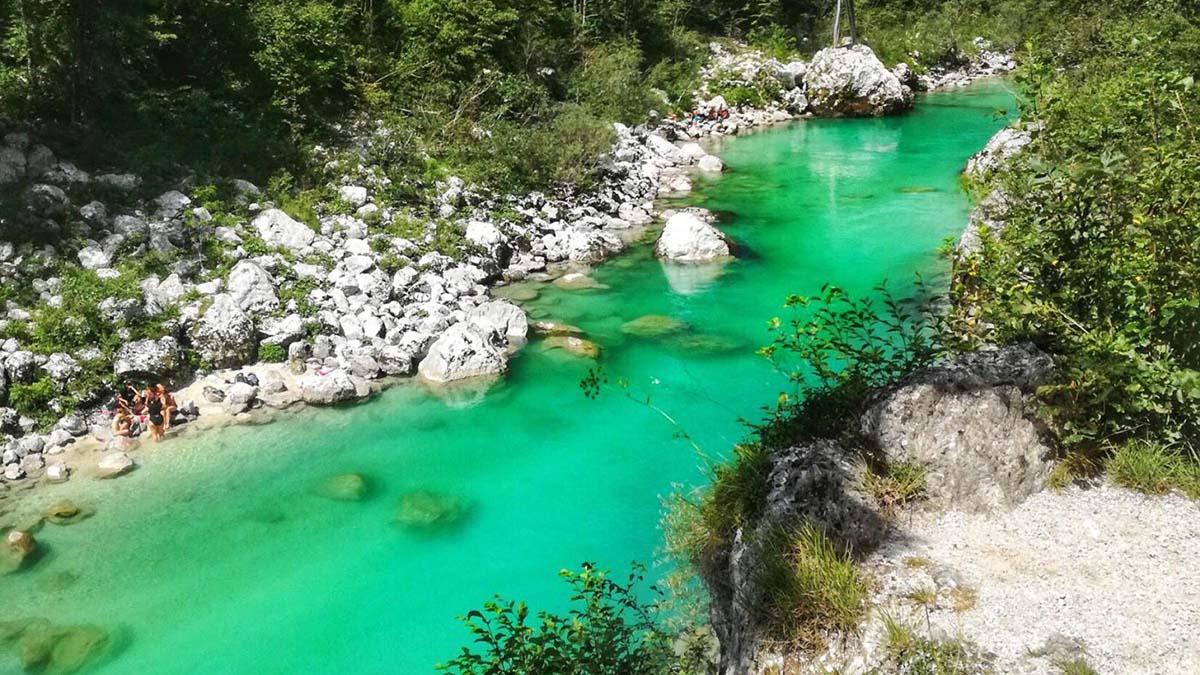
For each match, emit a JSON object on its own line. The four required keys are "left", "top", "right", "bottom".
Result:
{"left": 0, "top": 81, "right": 1014, "bottom": 674}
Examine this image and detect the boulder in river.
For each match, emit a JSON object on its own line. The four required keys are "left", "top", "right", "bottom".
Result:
{"left": 804, "top": 44, "right": 913, "bottom": 116}
{"left": 467, "top": 300, "right": 528, "bottom": 342}
{"left": 543, "top": 335, "right": 601, "bottom": 359}
{"left": 1, "top": 529, "right": 37, "bottom": 574}
{"left": 96, "top": 452, "right": 135, "bottom": 479}
{"left": 317, "top": 473, "right": 369, "bottom": 502}
{"left": 654, "top": 211, "right": 731, "bottom": 262}
{"left": 531, "top": 320, "right": 583, "bottom": 337}
{"left": 45, "top": 501, "right": 92, "bottom": 526}
{"left": 417, "top": 322, "right": 508, "bottom": 383}
{"left": 394, "top": 490, "right": 470, "bottom": 533}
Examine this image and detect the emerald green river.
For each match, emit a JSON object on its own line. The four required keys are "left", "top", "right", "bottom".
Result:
{"left": 0, "top": 81, "right": 1014, "bottom": 674}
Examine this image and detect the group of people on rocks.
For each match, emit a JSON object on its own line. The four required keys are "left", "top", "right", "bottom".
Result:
{"left": 669, "top": 106, "right": 731, "bottom": 124}
{"left": 110, "top": 383, "right": 177, "bottom": 442}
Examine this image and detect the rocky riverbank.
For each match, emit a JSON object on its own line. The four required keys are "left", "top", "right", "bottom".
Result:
{"left": 0, "top": 39, "right": 1013, "bottom": 504}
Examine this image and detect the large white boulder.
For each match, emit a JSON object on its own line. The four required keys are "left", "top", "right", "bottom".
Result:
{"left": 297, "top": 369, "right": 361, "bottom": 405}
{"left": 114, "top": 337, "right": 182, "bottom": 377}
{"left": 418, "top": 322, "right": 508, "bottom": 383}
{"left": 804, "top": 44, "right": 913, "bottom": 116}
{"left": 252, "top": 209, "right": 316, "bottom": 253}
{"left": 226, "top": 260, "right": 279, "bottom": 314}
{"left": 467, "top": 300, "right": 528, "bottom": 342}
{"left": 192, "top": 294, "right": 257, "bottom": 368}
{"left": 654, "top": 211, "right": 731, "bottom": 262}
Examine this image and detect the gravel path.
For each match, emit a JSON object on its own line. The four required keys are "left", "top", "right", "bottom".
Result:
{"left": 867, "top": 483, "right": 1200, "bottom": 674}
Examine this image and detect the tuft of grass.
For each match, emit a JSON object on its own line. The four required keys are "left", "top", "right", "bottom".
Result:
{"left": 1054, "top": 658, "right": 1098, "bottom": 675}
{"left": 881, "top": 617, "right": 992, "bottom": 675}
{"left": 949, "top": 586, "right": 978, "bottom": 613}
{"left": 754, "top": 520, "right": 867, "bottom": 651}
{"left": 863, "top": 460, "right": 928, "bottom": 514}
{"left": 1106, "top": 441, "right": 1200, "bottom": 498}
{"left": 903, "top": 555, "right": 935, "bottom": 570}
{"left": 1047, "top": 452, "right": 1102, "bottom": 490}
{"left": 905, "top": 586, "right": 939, "bottom": 610}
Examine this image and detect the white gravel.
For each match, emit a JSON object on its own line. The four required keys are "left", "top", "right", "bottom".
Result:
{"left": 865, "top": 483, "right": 1200, "bottom": 674}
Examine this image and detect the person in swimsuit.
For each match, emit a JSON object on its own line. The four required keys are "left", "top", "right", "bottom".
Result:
{"left": 146, "top": 389, "right": 166, "bottom": 442}
{"left": 112, "top": 410, "right": 134, "bottom": 437}
{"left": 155, "top": 383, "right": 177, "bottom": 431}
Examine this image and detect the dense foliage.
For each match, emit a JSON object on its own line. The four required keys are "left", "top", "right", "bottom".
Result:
{"left": 438, "top": 563, "right": 702, "bottom": 674}
{"left": 954, "top": 4, "right": 1200, "bottom": 463}
{"left": 0, "top": 0, "right": 841, "bottom": 189}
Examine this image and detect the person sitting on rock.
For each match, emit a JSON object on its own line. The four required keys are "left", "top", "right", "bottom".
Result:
{"left": 145, "top": 389, "right": 166, "bottom": 442}
{"left": 155, "top": 383, "right": 177, "bottom": 431}
{"left": 112, "top": 410, "right": 134, "bottom": 437}
{"left": 111, "top": 381, "right": 138, "bottom": 415}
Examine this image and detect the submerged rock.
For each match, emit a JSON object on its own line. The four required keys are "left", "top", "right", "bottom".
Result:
{"left": 543, "top": 335, "right": 601, "bottom": 359}
{"left": 317, "top": 473, "right": 369, "bottom": 502}
{"left": 531, "top": 320, "right": 584, "bottom": 337}
{"left": 553, "top": 272, "right": 606, "bottom": 291}
{"left": 804, "top": 44, "right": 913, "bottom": 116}
{"left": 621, "top": 314, "right": 689, "bottom": 337}
{"left": 2, "top": 619, "right": 110, "bottom": 674}
{"left": 394, "top": 490, "right": 470, "bottom": 533}
{"left": 1, "top": 529, "right": 37, "bottom": 574}
{"left": 45, "top": 501, "right": 92, "bottom": 526}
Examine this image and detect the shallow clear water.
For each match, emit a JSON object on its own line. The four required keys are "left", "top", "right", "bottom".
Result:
{"left": 0, "top": 81, "right": 1014, "bottom": 674}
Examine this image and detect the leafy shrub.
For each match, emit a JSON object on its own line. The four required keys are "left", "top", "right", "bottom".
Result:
{"left": 953, "top": 11, "right": 1200, "bottom": 460}
{"left": 8, "top": 378, "right": 59, "bottom": 429}
{"left": 438, "top": 563, "right": 691, "bottom": 675}
{"left": 257, "top": 344, "right": 287, "bottom": 363}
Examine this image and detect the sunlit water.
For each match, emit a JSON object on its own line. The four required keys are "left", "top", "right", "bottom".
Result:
{"left": 0, "top": 82, "right": 1014, "bottom": 674}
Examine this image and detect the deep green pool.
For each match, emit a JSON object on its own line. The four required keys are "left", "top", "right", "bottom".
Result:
{"left": 0, "top": 81, "right": 1015, "bottom": 674}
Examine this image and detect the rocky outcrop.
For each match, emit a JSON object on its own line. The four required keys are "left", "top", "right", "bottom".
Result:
{"left": 705, "top": 345, "right": 1057, "bottom": 672}
{"left": 804, "top": 45, "right": 913, "bottom": 116}
{"left": 708, "top": 439, "right": 885, "bottom": 675}
{"left": 861, "top": 344, "right": 1056, "bottom": 512}
{"left": 192, "top": 294, "right": 257, "bottom": 368}
{"left": 114, "top": 337, "right": 183, "bottom": 378}
{"left": 965, "top": 126, "right": 1032, "bottom": 180}
{"left": 654, "top": 211, "right": 732, "bottom": 262}
{"left": 418, "top": 322, "right": 508, "bottom": 383}
{"left": 957, "top": 187, "right": 1013, "bottom": 256}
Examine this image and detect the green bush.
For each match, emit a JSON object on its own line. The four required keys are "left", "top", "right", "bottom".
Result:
{"left": 257, "top": 344, "right": 288, "bottom": 363}
{"left": 953, "top": 11, "right": 1200, "bottom": 459}
{"left": 8, "top": 378, "right": 59, "bottom": 429}
{"left": 438, "top": 563, "right": 692, "bottom": 674}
